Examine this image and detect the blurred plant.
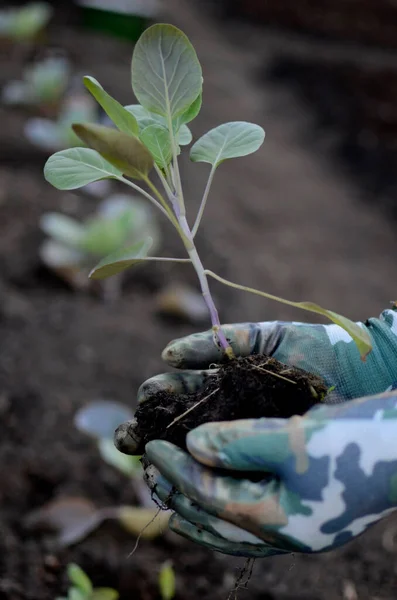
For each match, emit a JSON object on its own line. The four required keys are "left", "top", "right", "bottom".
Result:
{"left": 44, "top": 23, "right": 372, "bottom": 359}
{"left": 158, "top": 561, "right": 176, "bottom": 600}
{"left": 0, "top": 2, "right": 52, "bottom": 44}
{"left": 24, "top": 400, "right": 169, "bottom": 547}
{"left": 2, "top": 54, "right": 70, "bottom": 113}
{"left": 25, "top": 92, "right": 97, "bottom": 152}
{"left": 74, "top": 399, "right": 154, "bottom": 507}
{"left": 39, "top": 194, "right": 160, "bottom": 296}
{"left": 57, "top": 563, "right": 119, "bottom": 600}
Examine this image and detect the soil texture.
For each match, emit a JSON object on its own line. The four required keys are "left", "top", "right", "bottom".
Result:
{"left": 133, "top": 356, "right": 326, "bottom": 451}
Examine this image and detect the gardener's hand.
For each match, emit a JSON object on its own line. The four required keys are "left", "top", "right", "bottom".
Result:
{"left": 144, "top": 390, "right": 397, "bottom": 556}
{"left": 115, "top": 309, "right": 397, "bottom": 556}
{"left": 115, "top": 309, "right": 397, "bottom": 455}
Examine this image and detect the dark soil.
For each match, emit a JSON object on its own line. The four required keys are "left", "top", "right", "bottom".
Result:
{"left": 133, "top": 356, "right": 326, "bottom": 451}
{"left": 2, "top": 1, "right": 397, "bottom": 599}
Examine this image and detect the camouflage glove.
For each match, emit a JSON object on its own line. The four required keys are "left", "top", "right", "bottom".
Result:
{"left": 115, "top": 309, "right": 397, "bottom": 556}
{"left": 145, "top": 390, "right": 397, "bottom": 557}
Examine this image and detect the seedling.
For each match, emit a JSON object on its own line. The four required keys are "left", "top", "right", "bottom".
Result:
{"left": 2, "top": 54, "right": 70, "bottom": 113}
{"left": 25, "top": 93, "right": 97, "bottom": 152}
{"left": 43, "top": 23, "right": 372, "bottom": 360}
{"left": 57, "top": 563, "right": 119, "bottom": 600}
{"left": 158, "top": 561, "right": 176, "bottom": 600}
{"left": 0, "top": 2, "right": 52, "bottom": 44}
{"left": 39, "top": 194, "right": 159, "bottom": 295}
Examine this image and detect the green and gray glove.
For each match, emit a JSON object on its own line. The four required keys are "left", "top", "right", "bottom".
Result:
{"left": 116, "top": 309, "right": 397, "bottom": 557}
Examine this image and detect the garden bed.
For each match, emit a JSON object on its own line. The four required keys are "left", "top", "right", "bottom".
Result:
{"left": 2, "top": 2, "right": 397, "bottom": 599}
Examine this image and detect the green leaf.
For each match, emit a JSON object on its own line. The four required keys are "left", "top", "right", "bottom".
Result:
{"left": 89, "top": 238, "right": 153, "bottom": 280}
{"left": 125, "top": 105, "right": 192, "bottom": 145}
{"left": 69, "top": 589, "right": 86, "bottom": 600}
{"left": 124, "top": 104, "right": 153, "bottom": 130}
{"left": 72, "top": 123, "right": 153, "bottom": 180}
{"left": 44, "top": 148, "right": 122, "bottom": 190}
{"left": 294, "top": 302, "right": 372, "bottom": 360}
{"left": 90, "top": 589, "right": 119, "bottom": 600}
{"left": 174, "top": 92, "right": 202, "bottom": 128}
{"left": 205, "top": 270, "right": 373, "bottom": 360}
{"left": 83, "top": 76, "right": 139, "bottom": 136}
{"left": 40, "top": 213, "right": 85, "bottom": 248}
{"left": 131, "top": 24, "right": 202, "bottom": 120}
{"left": 190, "top": 121, "right": 265, "bottom": 167}
{"left": 140, "top": 124, "right": 172, "bottom": 169}
{"left": 178, "top": 125, "right": 192, "bottom": 146}
{"left": 67, "top": 564, "right": 92, "bottom": 595}
{"left": 158, "top": 562, "right": 176, "bottom": 600}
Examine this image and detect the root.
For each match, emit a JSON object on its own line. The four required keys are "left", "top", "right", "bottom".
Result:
{"left": 166, "top": 387, "right": 219, "bottom": 430}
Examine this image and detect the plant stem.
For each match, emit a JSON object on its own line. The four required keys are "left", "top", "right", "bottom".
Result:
{"left": 192, "top": 164, "right": 216, "bottom": 238}
{"left": 187, "top": 246, "right": 232, "bottom": 354}
{"left": 154, "top": 164, "right": 173, "bottom": 200}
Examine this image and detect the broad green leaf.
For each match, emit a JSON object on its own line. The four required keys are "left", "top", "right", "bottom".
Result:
{"left": 159, "top": 562, "right": 176, "bottom": 600}
{"left": 89, "top": 237, "right": 153, "bottom": 280}
{"left": 205, "top": 271, "right": 373, "bottom": 360}
{"left": 75, "top": 400, "right": 134, "bottom": 440}
{"left": 140, "top": 124, "right": 172, "bottom": 169}
{"left": 174, "top": 92, "right": 202, "bottom": 128}
{"left": 67, "top": 564, "right": 92, "bottom": 595}
{"left": 190, "top": 121, "right": 265, "bottom": 167}
{"left": 91, "top": 589, "right": 119, "bottom": 600}
{"left": 72, "top": 123, "right": 153, "bottom": 180}
{"left": 83, "top": 76, "right": 139, "bottom": 136}
{"left": 44, "top": 148, "right": 122, "bottom": 190}
{"left": 125, "top": 105, "right": 192, "bottom": 145}
{"left": 131, "top": 24, "right": 202, "bottom": 119}
{"left": 40, "top": 213, "right": 85, "bottom": 248}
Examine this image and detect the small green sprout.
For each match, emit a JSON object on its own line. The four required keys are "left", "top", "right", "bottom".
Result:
{"left": 158, "top": 561, "right": 176, "bottom": 600}
{"left": 39, "top": 195, "right": 159, "bottom": 294}
{"left": 44, "top": 23, "right": 372, "bottom": 360}
{"left": 0, "top": 2, "right": 52, "bottom": 43}
{"left": 2, "top": 55, "right": 70, "bottom": 110}
{"left": 57, "top": 563, "right": 119, "bottom": 600}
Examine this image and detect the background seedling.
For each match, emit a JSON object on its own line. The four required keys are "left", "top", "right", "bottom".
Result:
{"left": 2, "top": 54, "right": 70, "bottom": 114}
{"left": 39, "top": 194, "right": 159, "bottom": 297}
{"left": 44, "top": 23, "right": 372, "bottom": 359}
{"left": 25, "top": 92, "right": 97, "bottom": 152}
{"left": 158, "top": 561, "right": 176, "bottom": 600}
{"left": 0, "top": 2, "right": 52, "bottom": 45}
{"left": 57, "top": 563, "right": 119, "bottom": 600}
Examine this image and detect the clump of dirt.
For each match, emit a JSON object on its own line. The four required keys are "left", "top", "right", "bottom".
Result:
{"left": 133, "top": 355, "right": 327, "bottom": 450}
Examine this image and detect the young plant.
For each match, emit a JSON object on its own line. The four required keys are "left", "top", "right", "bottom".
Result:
{"left": 2, "top": 54, "right": 70, "bottom": 112}
{"left": 44, "top": 23, "right": 372, "bottom": 359}
{"left": 57, "top": 563, "right": 119, "bottom": 600}
{"left": 0, "top": 2, "right": 52, "bottom": 44}
{"left": 25, "top": 92, "right": 97, "bottom": 152}
{"left": 39, "top": 194, "right": 159, "bottom": 294}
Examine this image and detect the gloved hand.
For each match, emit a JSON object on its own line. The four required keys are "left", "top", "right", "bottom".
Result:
{"left": 116, "top": 309, "right": 397, "bottom": 556}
